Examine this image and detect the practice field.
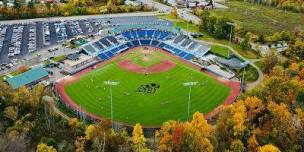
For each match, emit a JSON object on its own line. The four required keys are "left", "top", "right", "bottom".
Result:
{"left": 61, "top": 47, "right": 235, "bottom": 126}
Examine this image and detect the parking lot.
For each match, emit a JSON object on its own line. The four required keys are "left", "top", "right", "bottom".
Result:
{"left": 0, "top": 16, "right": 171, "bottom": 73}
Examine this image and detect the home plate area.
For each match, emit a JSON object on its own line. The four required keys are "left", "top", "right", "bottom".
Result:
{"left": 117, "top": 47, "right": 176, "bottom": 74}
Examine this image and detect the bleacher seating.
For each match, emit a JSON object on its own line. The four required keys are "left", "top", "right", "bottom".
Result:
{"left": 137, "top": 30, "right": 146, "bottom": 38}
{"left": 93, "top": 42, "right": 104, "bottom": 50}
{"left": 122, "top": 31, "right": 132, "bottom": 40}
{"left": 93, "top": 28, "right": 210, "bottom": 61}
{"left": 132, "top": 40, "right": 140, "bottom": 46}
{"left": 99, "top": 53, "right": 109, "bottom": 60}
{"left": 181, "top": 39, "right": 192, "bottom": 47}
{"left": 140, "top": 40, "right": 151, "bottom": 45}
{"left": 107, "top": 36, "right": 119, "bottom": 44}
{"left": 188, "top": 42, "right": 198, "bottom": 50}
{"left": 100, "top": 38, "right": 111, "bottom": 47}
{"left": 151, "top": 40, "right": 160, "bottom": 47}
{"left": 173, "top": 35, "right": 185, "bottom": 44}
{"left": 146, "top": 30, "right": 154, "bottom": 38}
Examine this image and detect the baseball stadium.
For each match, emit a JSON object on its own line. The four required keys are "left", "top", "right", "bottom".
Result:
{"left": 55, "top": 24, "right": 241, "bottom": 127}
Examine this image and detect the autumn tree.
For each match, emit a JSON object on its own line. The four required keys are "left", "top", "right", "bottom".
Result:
{"left": 171, "top": 7, "right": 178, "bottom": 19}
{"left": 74, "top": 136, "right": 86, "bottom": 152}
{"left": 18, "top": 65, "right": 29, "bottom": 73}
{"left": 4, "top": 106, "right": 18, "bottom": 121}
{"left": 157, "top": 113, "right": 214, "bottom": 152}
{"left": 132, "top": 123, "right": 149, "bottom": 152}
{"left": 36, "top": 143, "right": 57, "bottom": 152}
{"left": 258, "top": 144, "right": 281, "bottom": 152}
{"left": 261, "top": 50, "right": 280, "bottom": 74}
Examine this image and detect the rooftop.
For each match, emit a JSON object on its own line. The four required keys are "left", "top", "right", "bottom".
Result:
{"left": 6, "top": 68, "right": 49, "bottom": 89}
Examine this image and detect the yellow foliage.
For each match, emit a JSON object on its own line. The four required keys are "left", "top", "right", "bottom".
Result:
{"left": 69, "top": 118, "right": 79, "bottom": 129}
{"left": 191, "top": 112, "right": 213, "bottom": 138}
{"left": 132, "top": 123, "right": 146, "bottom": 147}
{"left": 36, "top": 143, "right": 57, "bottom": 152}
{"left": 4, "top": 106, "right": 18, "bottom": 121}
{"left": 258, "top": 144, "right": 281, "bottom": 152}
{"left": 85, "top": 125, "right": 97, "bottom": 140}
{"left": 231, "top": 101, "right": 246, "bottom": 137}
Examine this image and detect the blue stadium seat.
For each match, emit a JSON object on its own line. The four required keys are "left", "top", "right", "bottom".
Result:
{"left": 183, "top": 53, "right": 194, "bottom": 60}
{"left": 99, "top": 53, "right": 109, "bottom": 60}
{"left": 158, "top": 42, "right": 166, "bottom": 48}
{"left": 110, "top": 48, "right": 119, "bottom": 54}
{"left": 122, "top": 31, "right": 132, "bottom": 40}
{"left": 173, "top": 48, "right": 182, "bottom": 54}
{"left": 130, "top": 31, "right": 138, "bottom": 39}
{"left": 178, "top": 51, "right": 187, "bottom": 58}
{"left": 151, "top": 40, "right": 160, "bottom": 47}
{"left": 153, "top": 31, "right": 161, "bottom": 39}
{"left": 159, "top": 31, "right": 169, "bottom": 40}
{"left": 126, "top": 42, "right": 133, "bottom": 48}
{"left": 146, "top": 30, "right": 155, "bottom": 38}
{"left": 140, "top": 40, "right": 151, "bottom": 45}
{"left": 132, "top": 40, "right": 140, "bottom": 46}
{"left": 165, "top": 45, "right": 174, "bottom": 50}
{"left": 105, "top": 51, "right": 114, "bottom": 58}
{"left": 137, "top": 30, "right": 146, "bottom": 38}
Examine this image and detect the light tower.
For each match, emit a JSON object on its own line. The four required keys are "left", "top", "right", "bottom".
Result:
{"left": 226, "top": 22, "right": 236, "bottom": 57}
{"left": 183, "top": 81, "right": 198, "bottom": 121}
{"left": 104, "top": 80, "right": 120, "bottom": 128}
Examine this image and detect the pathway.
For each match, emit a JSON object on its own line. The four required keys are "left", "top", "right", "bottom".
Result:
{"left": 198, "top": 40, "right": 263, "bottom": 90}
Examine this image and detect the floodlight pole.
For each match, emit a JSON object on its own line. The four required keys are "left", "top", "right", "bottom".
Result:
{"left": 104, "top": 80, "right": 120, "bottom": 129}
{"left": 226, "top": 22, "right": 236, "bottom": 57}
{"left": 241, "top": 67, "right": 246, "bottom": 92}
{"left": 183, "top": 81, "right": 198, "bottom": 121}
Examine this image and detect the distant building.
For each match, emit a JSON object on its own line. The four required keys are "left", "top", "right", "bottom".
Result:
{"left": 6, "top": 68, "right": 49, "bottom": 89}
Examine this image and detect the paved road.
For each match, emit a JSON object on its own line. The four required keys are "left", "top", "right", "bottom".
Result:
{"left": 138, "top": 0, "right": 201, "bottom": 24}
{"left": 0, "top": 12, "right": 162, "bottom": 25}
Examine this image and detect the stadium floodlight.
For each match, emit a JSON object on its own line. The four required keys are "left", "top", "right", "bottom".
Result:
{"left": 183, "top": 81, "right": 198, "bottom": 121}
{"left": 104, "top": 80, "right": 120, "bottom": 128}
{"left": 226, "top": 22, "right": 236, "bottom": 57}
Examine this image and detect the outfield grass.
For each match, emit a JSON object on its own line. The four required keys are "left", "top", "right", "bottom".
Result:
{"left": 210, "top": 1, "right": 304, "bottom": 35}
{"left": 64, "top": 49, "right": 230, "bottom": 126}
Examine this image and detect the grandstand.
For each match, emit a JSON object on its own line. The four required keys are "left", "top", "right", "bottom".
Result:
{"left": 81, "top": 26, "right": 211, "bottom": 63}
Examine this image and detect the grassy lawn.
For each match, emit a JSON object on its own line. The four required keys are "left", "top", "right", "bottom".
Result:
{"left": 210, "top": 1, "right": 304, "bottom": 35}
{"left": 157, "top": 14, "right": 199, "bottom": 33}
{"left": 0, "top": 75, "right": 6, "bottom": 81}
{"left": 64, "top": 49, "right": 230, "bottom": 126}
{"left": 245, "top": 65, "right": 259, "bottom": 82}
{"left": 52, "top": 55, "right": 66, "bottom": 62}
{"left": 0, "top": 71, "right": 20, "bottom": 81}
{"left": 210, "top": 45, "right": 231, "bottom": 58}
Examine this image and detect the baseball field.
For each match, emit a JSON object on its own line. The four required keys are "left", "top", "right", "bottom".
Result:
{"left": 60, "top": 47, "right": 238, "bottom": 126}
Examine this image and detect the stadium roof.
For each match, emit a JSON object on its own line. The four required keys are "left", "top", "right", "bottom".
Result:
{"left": 67, "top": 53, "right": 80, "bottom": 61}
{"left": 82, "top": 44, "right": 98, "bottom": 56}
{"left": 215, "top": 57, "right": 249, "bottom": 69}
{"left": 6, "top": 68, "right": 49, "bottom": 89}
